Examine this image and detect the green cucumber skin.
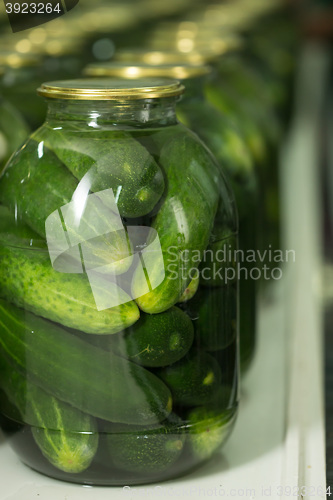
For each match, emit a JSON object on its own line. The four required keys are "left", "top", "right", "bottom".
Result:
{"left": 89, "top": 306, "right": 194, "bottom": 368}
{"left": 0, "top": 141, "right": 133, "bottom": 273}
{"left": 104, "top": 413, "right": 185, "bottom": 474}
{"left": 155, "top": 350, "right": 222, "bottom": 407}
{"left": 184, "top": 287, "right": 237, "bottom": 352}
{"left": 35, "top": 127, "right": 165, "bottom": 218}
{"left": 178, "top": 100, "right": 254, "bottom": 184}
{"left": 0, "top": 244, "right": 139, "bottom": 335}
{"left": 186, "top": 406, "right": 236, "bottom": 461}
{"left": 205, "top": 83, "right": 268, "bottom": 166}
{"left": 0, "top": 353, "right": 99, "bottom": 474}
{"left": 0, "top": 205, "right": 46, "bottom": 248}
{"left": 0, "top": 299, "right": 172, "bottom": 425}
{"left": 132, "top": 130, "right": 221, "bottom": 314}
{"left": 178, "top": 276, "right": 200, "bottom": 303}
{"left": 0, "top": 140, "right": 78, "bottom": 237}
{"left": 115, "top": 306, "right": 194, "bottom": 367}
{"left": 199, "top": 226, "right": 237, "bottom": 287}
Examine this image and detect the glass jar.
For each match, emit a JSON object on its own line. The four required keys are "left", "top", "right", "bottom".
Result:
{"left": 85, "top": 61, "right": 258, "bottom": 371}
{"left": 203, "top": 45, "right": 282, "bottom": 271}
{"left": 0, "top": 67, "right": 29, "bottom": 173}
{"left": 145, "top": 20, "right": 284, "bottom": 261}
{"left": 0, "top": 79, "right": 239, "bottom": 485}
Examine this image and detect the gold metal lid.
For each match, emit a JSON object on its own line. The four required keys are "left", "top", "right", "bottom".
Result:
{"left": 114, "top": 35, "right": 242, "bottom": 66}
{"left": 37, "top": 78, "right": 185, "bottom": 100}
{"left": 84, "top": 62, "right": 211, "bottom": 80}
{"left": 147, "top": 33, "right": 244, "bottom": 58}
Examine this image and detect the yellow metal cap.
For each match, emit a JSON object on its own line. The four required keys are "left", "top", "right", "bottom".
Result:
{"left": 115, "top": 49, "right": 209, "bottom": 65}
{"left": 37, "top": 78, "right": 185, "bottom": 100}
{"left": 84, "top": 62, "right": 211, "bottom": 80}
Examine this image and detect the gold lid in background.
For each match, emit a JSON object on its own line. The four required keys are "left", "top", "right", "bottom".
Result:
{"left": 37, "top": 78, "right": 184, "bottom": 100}
{"left": 84, "top": 62, "right": 211, "bottom": 80}
{"left": 147, "top": 33, "right": 243, "bottom": 57}
{"left": 114, "top": 49, "right": 208, "bottom": 65}
{"left": 113, "top": 34, "right": 243, "bottom": 66}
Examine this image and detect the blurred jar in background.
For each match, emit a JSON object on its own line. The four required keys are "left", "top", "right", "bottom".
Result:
{"left": 0, "top": 65, "right": 29, "bottom": 173}
{"left": 0, "top": 51, "right": 44, "bottom": 129}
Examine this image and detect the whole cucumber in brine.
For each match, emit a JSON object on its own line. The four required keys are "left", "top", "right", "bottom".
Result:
{"left": 0, "top": 352, "right": 99, "bottom": 474}
{"left": 0, "top": 243, "right": 139, "bottom": 335}
{"left": 0, "top": 299, "right": 172, "bottom": 425}
{"left": 0, "top": 205, "right": 45, "bottom": 248}
{"left": 87, "top": 306, "right": 194, "bottom": 368}
{"left": 199, "top": 225, "right": 237, "bottom": 287}
{"left": 186, "top": 406, "right": 236, "bottom": 461}
{"left": 132, "top": 130, "right": 230, "bottom": 314}
{"left": 104, "top": 413, "right": 185, "bottom": 474}
{"left": 183, "top": 286, "right": 237, "bottom": 352}
{"left": 0, "top": 201, "right": 139, "bottom": 334}
{"left": 0, "top": 140, "right": 133, "bottom": 274}
{"left": 155, "top": 349, "right": 222, "bottom": 407}
{"left": 178, "top": 275, "right": 200, "bottom": 303}
{"left": 35, "top": 127, "right": 165, "bottom": 218}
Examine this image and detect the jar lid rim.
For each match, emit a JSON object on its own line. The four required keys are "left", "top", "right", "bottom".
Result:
{"left": 84, "top": 62, "right": 211, "bottom": 80}
{"left": 114, "top": 35, "right": 243, "bottom": 64}
{"left": 37, "top": 78, "right": 185, "bottom": 100}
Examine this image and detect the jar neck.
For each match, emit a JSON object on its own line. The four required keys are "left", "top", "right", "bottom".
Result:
{"left": 45, "top": 97, "right": 179, "bottom": 129}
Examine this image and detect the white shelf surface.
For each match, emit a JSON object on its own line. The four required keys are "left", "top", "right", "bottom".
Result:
{"left": 0, "top": 44, "right": 327, "bottom": 499}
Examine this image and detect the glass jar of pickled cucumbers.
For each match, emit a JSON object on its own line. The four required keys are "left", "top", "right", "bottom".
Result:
{"left": 0, "top": 67, "right": 29, "bottom": 173}
{"left": 85, "top": 61, "right": 258, "bottom": 371}
{"left": 0, "top": 79, "right": 239, "bottom": 485}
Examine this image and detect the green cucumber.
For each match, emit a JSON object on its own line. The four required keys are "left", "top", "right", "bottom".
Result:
{"left": 205, "top": 82, "right": 268, "bottom": 165}
{"left": 0, "top": 206, "right": 138, "bottom": 335}
{"left": 0, "top": 205, "right": 46, "bottom": 248}
{"left": 186, "top": 406, "right": 236, "bottom": 461}
{"left": 132, "top": 130, "right": 223, "bottom": 314}
{"left": 178, "top": 99, "right": 254, "bottom": 183}
{"left": 155, "top": 349, "right": 222, "bottom": 407}
{"left": 0, "top": 299, "right": 172, "bottom": 425}
{"left": 0, "top": 140, "right": 77, "bottom": 237}
{"left": 0, "top": 389, "right": 22, "bottom": 425}
{"left": 178, "top": 276, "right": 200, "bottom": 303}
{"left": 186, "top": 287, "right": 237, "bottom": 352}
{"left": 208, "top": 384, "right": 235, "bottom": 411}
{"left": 98, "top": 306, "right": 194, "bottom": 367}
{"left": 0, "top": 243, "right": 139, "bottom": 335}
{"left": 0, "top": 140, "right": 133, "bottom": 274}
{"left": 104, "top": 413, "right": 185, "bottom": 473}
{"left": 0, "top": 352, "right": 98, "bottom": 473}
{"left": 199, "top": 226, "right": 237, "bottom": 287}
{"left": 35, "top": 127, "right": 165, "bottom": 218}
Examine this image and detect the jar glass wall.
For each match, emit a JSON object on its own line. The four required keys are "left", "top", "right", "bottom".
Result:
{"left": 0, "top": 79, "right": 239, "bottom": 485}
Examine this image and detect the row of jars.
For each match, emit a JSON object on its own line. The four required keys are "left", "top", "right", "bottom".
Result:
{"left": 0, "top": 0, "right": 299, "bottom": 486}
